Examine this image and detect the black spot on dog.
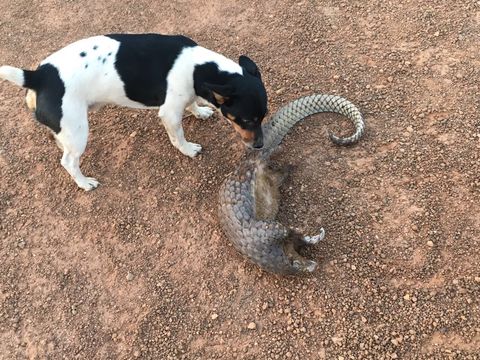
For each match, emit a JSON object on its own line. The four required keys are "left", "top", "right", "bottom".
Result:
{"left": 102, "top": 58, "right": 106, "bottom": 64}
{"left": 85, "top": 64, "right": 88, "bottom": 69}
{"left": 25, "top": 64, "right": 66, "bottom": 133}
{"left": 93, "top": 45, "right": 98, "bottom": 50}
{"left": 97, "top": 56, "right": 101, "bottom": 61}
{"left": 80, "top": 51, "right": 87, "bottom": 57}
{"left": 107, "top": 52, "right": 112, "bottom": 56}
{"left": 106, "top": 33, "right": 197, "bottom": 106}
{"left": 193, "top": 62, "right": 237, "bottom": 105}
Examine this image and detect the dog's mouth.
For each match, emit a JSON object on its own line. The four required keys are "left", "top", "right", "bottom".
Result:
{"left": 225, "top": 116, "right": 264, "bottom": 149}
{"left": 242, "top": 140, "right": 263, "bottom": 150}
{"left": 250, "top": 133, "right": 264, "bottom": 149}
{"left": 243, "top": 141, "right": 254, "bottom": 149}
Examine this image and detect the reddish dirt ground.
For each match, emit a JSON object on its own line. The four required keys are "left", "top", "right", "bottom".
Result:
{"left": 1, "top": 1, "right": 479, "bottom": 359}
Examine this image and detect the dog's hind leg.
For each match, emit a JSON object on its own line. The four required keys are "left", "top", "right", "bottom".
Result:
{"left": 55, "top": 102, "right": 99, "bottom": 191}
{"left": 25, "top": 89, "right": 37, "bottom": 112}
{"left": 59, "top": 151, "right": 99, "bottom": 191}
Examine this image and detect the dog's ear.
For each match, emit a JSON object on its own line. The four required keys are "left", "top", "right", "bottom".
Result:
{"left": 239, "top": 55, "right": 261, "bottom": 79}
{"left": 203, "top": 83, "right": 234, "bottom": 105}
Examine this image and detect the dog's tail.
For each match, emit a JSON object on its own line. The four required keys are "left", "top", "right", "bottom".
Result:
{"left": 0, "top": 66, "right": 40, "bottom": 90}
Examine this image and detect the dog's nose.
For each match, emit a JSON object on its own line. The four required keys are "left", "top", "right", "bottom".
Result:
{"left": 253, "top": 138, "right": 263, "bottom": 149}
{"left": 252, "top": 130, "right": 264, "bottom": 149}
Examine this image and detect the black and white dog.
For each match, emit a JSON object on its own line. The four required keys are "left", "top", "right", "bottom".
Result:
{"left": 0, "top": 33, "right": 267, "bottom": 190}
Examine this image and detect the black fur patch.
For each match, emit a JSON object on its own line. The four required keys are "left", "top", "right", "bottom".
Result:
{"left": 107, "top": 33, "right": 197, "bottom": 106}
{"left": 194, "top": 62, "right": 267, "bottom": 133}
{"left": 194, "top": 61, "right": 267, "bottom": 148}
{"left": 29, "top": 64, "right": 65, "bottom": 133}
{"left": 80, "top": 51, "right": 87, "bottom": 57}
{"left": 193, "top": 62, "right": 239, "bottom": 106}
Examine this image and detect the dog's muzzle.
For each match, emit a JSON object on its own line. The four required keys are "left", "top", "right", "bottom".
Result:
{"left": 252, "top": 129, "right": 264, "bottom": 149}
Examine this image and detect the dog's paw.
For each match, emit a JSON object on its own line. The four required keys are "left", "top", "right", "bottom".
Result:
{"left": 181, "top": 142, "right": 202, "bottom": 157}
{"left": 304, "top": 228, "right": 325, "bottom": 245}
{"left": 78, "top": 177, "right": 100, "bottom": 191}
{"left": 191, "top": 106, "right": 214, "bottom": 120}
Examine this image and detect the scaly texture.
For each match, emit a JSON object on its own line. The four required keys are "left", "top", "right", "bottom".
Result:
{"left": 219, "top": 161, "right": 297, "bottom": 274}
{"left": 218, "top": 94, "right": 365, "bottom": 274}
{"left": 260, "top": 94, "right": 365, "bottom": 159}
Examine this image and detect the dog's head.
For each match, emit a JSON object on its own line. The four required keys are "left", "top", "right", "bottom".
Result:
{"left": 205, "top": 56, "right": 267, "bottom": 149}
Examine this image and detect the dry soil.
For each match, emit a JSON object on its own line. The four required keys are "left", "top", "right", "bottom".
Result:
{"left": 0, "top": 1, "right": 479, "bottom": 359}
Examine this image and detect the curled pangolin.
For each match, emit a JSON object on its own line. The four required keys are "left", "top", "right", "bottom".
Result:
{"left": 218, "top": 94, "right": 365, "bottom": 274}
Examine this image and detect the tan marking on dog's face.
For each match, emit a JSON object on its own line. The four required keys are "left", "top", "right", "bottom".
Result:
{"left": 213, "top": 91, "right": 229, "bottom": 105}
{"left": 230, "top": 121, "right": 255, "bottom": 144}
{"left": 226, "top": 113, "right": 236, "bottom": 121}
{"left": 25, "top": 90, "right": 36, "bottom": 111}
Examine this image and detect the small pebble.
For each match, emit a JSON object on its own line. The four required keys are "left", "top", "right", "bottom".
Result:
{"left": 211, "top": 313, "right": 218, "bottom": 320}
{"left": 427, "top": 241, "right": 434, "bottom": 247}
{"left": 126, "top": 272, "right": 134, "bottom": 281}
{"left": 247, "top": 322, "right": 257, "bottom": 330}
{"left": 331, "top": 336, "right": 343, "bottom": 345}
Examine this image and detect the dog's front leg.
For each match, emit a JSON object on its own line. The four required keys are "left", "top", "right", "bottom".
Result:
{"left": 186, "top": 100, "right": 214, "bottom": 120}
{"left": 159, "top": 104, "right": 202, "bottom": 157}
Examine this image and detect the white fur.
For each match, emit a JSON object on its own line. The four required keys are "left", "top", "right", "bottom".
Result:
{"left": 158, "top": 46, "right": 242, "bottom": 157}
{"left": 0, "top": 65, "right": 25, "bottom": 86}
{"left": 6, "top": 35, "right": 244, "bottom": 190}
{"left": 42, "top": 36, "right": 143, "bottom": 109}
